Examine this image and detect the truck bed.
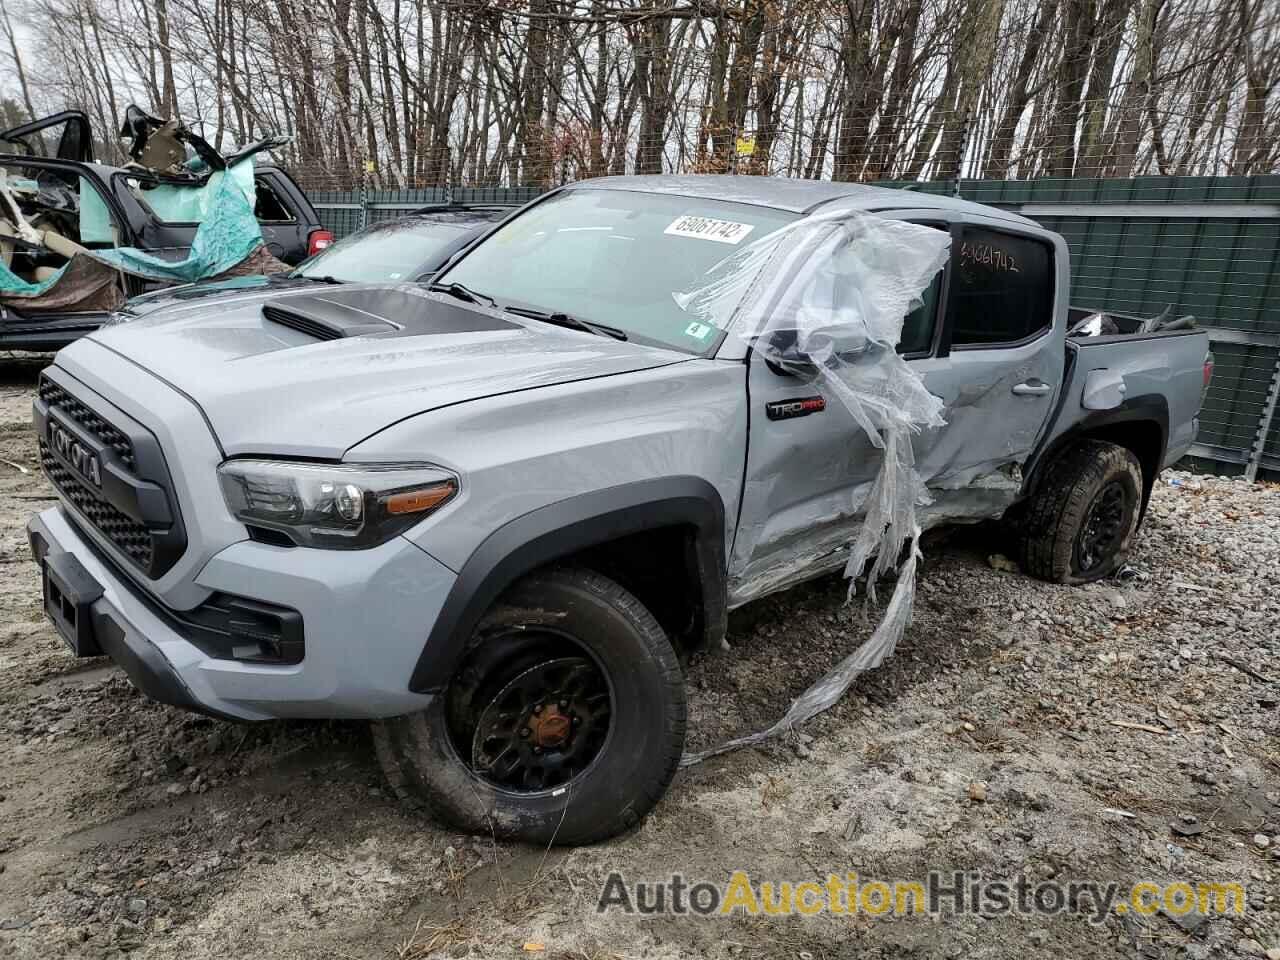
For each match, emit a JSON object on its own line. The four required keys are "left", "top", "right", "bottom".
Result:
{"left": 1039, "top": 309, "right": 1210, "bottom": 475}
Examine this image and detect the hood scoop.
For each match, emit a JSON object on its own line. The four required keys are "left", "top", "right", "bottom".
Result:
{"left": 261, "top": 286, "right": 518, "bottom": 341}
{"left": 263, "top": 299, "right": 395, "bottom": 341}
{"left": 81, "top": 278, "right": 687, "bottom": 460}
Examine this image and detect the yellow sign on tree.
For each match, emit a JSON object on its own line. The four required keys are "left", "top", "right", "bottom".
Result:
{"left": 735, "top": 136, "right": 755, "bottom": 157}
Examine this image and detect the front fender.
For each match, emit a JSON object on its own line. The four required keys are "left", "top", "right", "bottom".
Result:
{"left": 407, "top": 477, "right": 726, "bottom": 694}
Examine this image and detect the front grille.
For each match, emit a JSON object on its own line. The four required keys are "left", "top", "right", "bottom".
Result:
{"left": 38, "top": 377, "right": 137, "bottom": 471}
{"left": 40, "top": 441, "right": 154, "bottom": 569}
{"left": 35, "top": 372, "right": 186, "bottom": 578}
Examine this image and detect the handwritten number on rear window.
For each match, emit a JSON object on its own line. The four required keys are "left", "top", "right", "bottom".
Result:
{"left": 960, "top": 241, "right": 1019, "bottom": 273}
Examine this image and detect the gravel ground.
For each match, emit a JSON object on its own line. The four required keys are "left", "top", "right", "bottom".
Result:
{"left": 0, "top": 358, "right": 1276, "bottom": 960}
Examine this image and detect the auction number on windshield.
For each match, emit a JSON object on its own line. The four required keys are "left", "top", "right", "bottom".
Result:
{"left": 664, "top": 215, "right": 755, "bottom": 245}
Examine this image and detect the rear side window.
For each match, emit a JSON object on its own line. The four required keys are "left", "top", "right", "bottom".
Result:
{"left": 948, "top": 227, "right": 1053, "bottom": 347}
{"left": 254, "top": 179, "right": 295, "bottom": 222}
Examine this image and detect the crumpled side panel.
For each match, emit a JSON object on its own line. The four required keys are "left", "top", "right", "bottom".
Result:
{"left": 676, "top": 211, "right": 952, "bottom": 765}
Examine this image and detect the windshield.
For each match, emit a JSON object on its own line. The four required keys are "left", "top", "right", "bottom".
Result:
{"left": 294, "top": 219, "right": 473, "bottom": 283}
{"left": 439, "top": 189, "right": 796, "bottom": 355}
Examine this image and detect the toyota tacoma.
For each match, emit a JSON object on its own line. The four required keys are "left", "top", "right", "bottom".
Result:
{"left": 27, "top": 176, "right": 1210, "bottom": 844}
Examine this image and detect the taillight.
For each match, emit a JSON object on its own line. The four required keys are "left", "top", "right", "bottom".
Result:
{"left": 1202, "top": 350, "right": 1214, "bottom": 390}
{"left": 307, "top": 229, "right": 334, "bottom": 256}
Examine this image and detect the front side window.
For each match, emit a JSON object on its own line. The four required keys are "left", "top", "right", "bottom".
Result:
{"left": 898, "top": 273, "right": 942, "bottom": 356}
{"left": 439, "top": 188, "right": 796, "bottom": 355}
{"left": 892, "top": 221, "right": 948, "bottom": 357}
{"left": 948, "top": 227, "right": 1053, "bottom": 347}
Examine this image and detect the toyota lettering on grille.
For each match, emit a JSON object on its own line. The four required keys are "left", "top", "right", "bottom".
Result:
{"left": 48, "top": 418, "right": 102, "bottom": 487}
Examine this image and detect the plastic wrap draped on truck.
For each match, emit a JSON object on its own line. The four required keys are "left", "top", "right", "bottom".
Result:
{"left": 676, "top": 210, "right": 1044, "bottom": 762}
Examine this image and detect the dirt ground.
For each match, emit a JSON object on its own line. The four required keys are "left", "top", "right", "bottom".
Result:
{"left": 0, "top": 355, "right": 1276, "bottom": 960}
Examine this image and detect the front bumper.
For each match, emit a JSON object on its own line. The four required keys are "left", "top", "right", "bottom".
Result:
{"left": 29, "top": 507, "right": 451, "bottom": 721}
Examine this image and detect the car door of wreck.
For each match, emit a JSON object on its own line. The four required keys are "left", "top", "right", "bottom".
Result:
{"left": 726, "top": 210, "right": 1068, "bottom": 608}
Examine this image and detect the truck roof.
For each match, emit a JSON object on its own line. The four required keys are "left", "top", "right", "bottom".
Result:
{"left": 569, "top": 174, "right": 1037, "bottom": 226}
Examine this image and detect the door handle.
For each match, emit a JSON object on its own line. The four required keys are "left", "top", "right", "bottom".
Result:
{"left": 1011, "top": 380, "right": 1053, "bottom": 397}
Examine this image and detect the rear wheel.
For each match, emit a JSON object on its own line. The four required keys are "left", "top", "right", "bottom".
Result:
{"left": 1018, "top": 439, "right": 1144, "bottom": 584}
{"left": 374, "top": 566, "right": 685, "bottom": 845}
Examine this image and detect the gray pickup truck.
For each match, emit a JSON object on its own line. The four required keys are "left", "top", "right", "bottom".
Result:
{"left": 27, "top": 176, "right": 1210, "bottom": 845}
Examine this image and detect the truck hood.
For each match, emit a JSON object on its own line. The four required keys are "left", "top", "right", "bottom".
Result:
{"left": 118, "top": 272, "right": 312, "bottom": 319}
{"left": 82, "top": 282, "right": 689, "bottom": 458}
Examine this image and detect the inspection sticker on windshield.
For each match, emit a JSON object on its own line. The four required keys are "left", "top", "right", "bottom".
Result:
{"left": 664, "top": 215, "right": 755, "bottom": 245}
{"left": 684, "top": 321, "right": 715, "bottom": 341}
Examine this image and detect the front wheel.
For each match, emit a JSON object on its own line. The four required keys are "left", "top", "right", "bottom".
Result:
{"left": 1018, "top": 439, "right": 1144, "bottom": 584}
{"left": 374, "top": 566, "right": 686, "bottom": 845}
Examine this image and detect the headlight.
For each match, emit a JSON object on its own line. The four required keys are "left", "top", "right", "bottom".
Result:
{"left": 217, "top": 460, "right": 457, "bottom": 549}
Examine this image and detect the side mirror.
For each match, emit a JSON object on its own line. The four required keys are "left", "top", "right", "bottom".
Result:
{"left": 760, "top": 326, "right": 871, "bottom": 379}
{"left": 761, "top": 328, "right": 818, "bottom": 380}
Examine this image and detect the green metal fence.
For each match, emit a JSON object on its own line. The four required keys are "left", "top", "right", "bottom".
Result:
{"left": 311, "top": 175, "right": 1280, "bottom": 479}
{"left": 311, "top": 186, "right": 543, "bottom": 237}
{"left": 958, "top": 176, "right": 1280, "bottom": 480}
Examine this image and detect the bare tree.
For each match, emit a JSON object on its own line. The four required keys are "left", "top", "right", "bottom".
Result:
{"left": 2, "top": 0, "right": 1273, "bottom": 187}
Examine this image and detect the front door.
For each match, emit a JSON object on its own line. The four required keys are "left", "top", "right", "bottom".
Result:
{"left": 728, "top": 214, "right": 1064, "bottom": 607}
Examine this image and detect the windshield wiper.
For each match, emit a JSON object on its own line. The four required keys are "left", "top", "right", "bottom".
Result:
{"left": 503, "top": 305, "right": 628, "bottom": 341}
{"left": 293, "top": 274, "right": 344, "bottom": 284}
{"left": 429, "top": 281, "right": 495, "bottom": 306}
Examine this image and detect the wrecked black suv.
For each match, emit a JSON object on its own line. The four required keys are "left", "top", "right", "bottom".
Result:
{"left": 0, "top": 108, "right": 326, "bottom": 350}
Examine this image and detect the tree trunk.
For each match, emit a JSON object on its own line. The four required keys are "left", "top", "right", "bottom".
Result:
{"left": 155, "top": 0, "right": 179, "bottom": 118}
{"left": 938, "top": 0, "right": 1006, "bottom": 181}
{"left": 1112, "top": 0, "right": 1159, "bottom": 176}
{"left": 1045, "top": 0, "right": 1097, "bottom": 177}
{"left": 832, "top": 0, "right": 876, "bottom": 181}
{"left": 865, "top": 0, "right": 924, "bottom": 179}
{"left": 984, "top": 0, "right": 1055, "bottom": 177}
{"left": 1077, "top": 0, "right": 1134, "bottom": 176}
{"left": 632, "top": 13, "right": 674, "bottom": 175}
{"left": 520, "top": 0, "right": 551, "bottom": 185}
{"left": 0, "top": 3, "right": 37, "bottom": 123}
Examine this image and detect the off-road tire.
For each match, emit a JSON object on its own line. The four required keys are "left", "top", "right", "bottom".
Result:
{"left": 373, "top": 566, "right": 685, "bottom": 846}
{"left": 1018, "top": 439, "right": 1144, "bottom": 584}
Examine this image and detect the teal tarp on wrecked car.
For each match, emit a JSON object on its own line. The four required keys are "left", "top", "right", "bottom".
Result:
{"left": 88, "top": 160, "right": 264, "bottom": 283}
{"left": 0, "top": 159, "right": 266, "bottom": 299}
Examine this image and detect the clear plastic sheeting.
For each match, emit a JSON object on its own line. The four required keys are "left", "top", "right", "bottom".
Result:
{"left": 675, "top": 210, "right": 952, "bottom": 765}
